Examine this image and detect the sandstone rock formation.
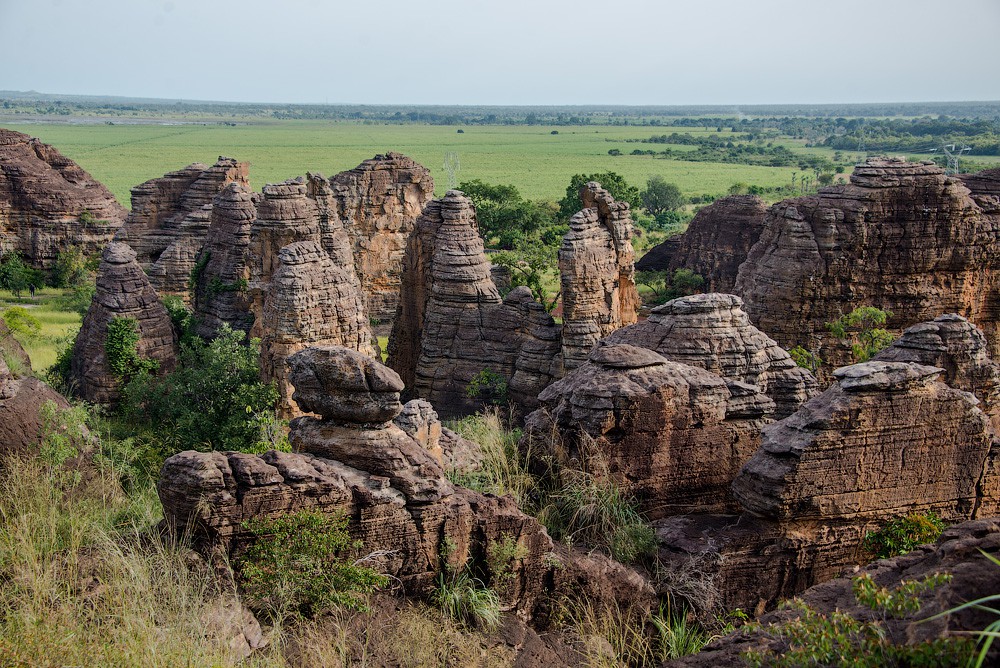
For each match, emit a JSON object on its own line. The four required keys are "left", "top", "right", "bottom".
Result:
{"left": 604, "top": 294, "right": 818, "bottom": 419}
{"left": 192, "top": 182, "right": 259, "bottom": 337}
{"left": 559, "top": 183, "right": 640, "bottom": 369}
{"left": 667, "top": 518, "right": 1000, "bottom": 667}
{"left": 388, "top": 191, "right": 562, "bottom": 417}
{"left": 634, "top": 194, "right": 767, "bottom": 293}
{"left": 523, "top": 343, "right": 773, "bottom": 518}
{"left": 0, "top": 317, "right": 30, "bottom": 374}
{"left": 158, "top": 345, "right": 653, "bottom": 621}
{"left": 69, "top": 242, "right": 177, "bottom": 403}
{"left": 655, "top": 360, "right": 1000, "bottom": 614}
{"left": 734, "top": 157, "right": 1000, "bottom": 365}
{"left": 323, "top": 153, "right": 434, "bottom": 324}
{"left": 114, "top": 157, "right": 248, "bottom": 293}
{"left": 0, "top": 128, "right": 126, "bottom": 267}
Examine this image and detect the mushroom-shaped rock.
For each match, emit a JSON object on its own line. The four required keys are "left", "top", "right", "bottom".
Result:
{"left": 289, "top": 345, "right": 403, "bottom": 424}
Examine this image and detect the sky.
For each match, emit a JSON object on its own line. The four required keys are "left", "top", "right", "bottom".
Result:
{"left": 1, "top": 0, "right": 998, "bottom": 106}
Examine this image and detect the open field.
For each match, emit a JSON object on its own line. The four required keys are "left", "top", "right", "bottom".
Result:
{"left": 0, "top": 288, "right": 81, "bottom": 371}
{"left": 2, "top": 121, "right": 807, "bottom": 205}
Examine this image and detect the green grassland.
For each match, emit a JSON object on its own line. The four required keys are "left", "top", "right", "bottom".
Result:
{"left": 0, "top": 288, "right": 82, "bottom": 371}
{"left": 3, "top": 121, "right": 805, "bottom": 206}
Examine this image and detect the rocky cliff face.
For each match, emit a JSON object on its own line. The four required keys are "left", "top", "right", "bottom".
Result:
{"left": 634, "top": 195, "right": 767, "bottom": 293}
{"left": 560, "top": 183, "right": 640, "bottom": 369}
{"left": 604, "top": 293, "right": 818, "bottom": 418}
{"left": 158, "top": 345, "right": 653, "bottom": 621}
{"left": 734, "top": 157, "right": 1000, "bottom": 365}
{"left": 114, "top": 157, "right": 248, "bottom": 295}
{"left": 387, "top": 191, "right": 562, "bottom": 417}
{"left": 324, "top": 153, "right": 434, "bottom": 325}
{"left": 259, "top": 242, "right": 375, "bottom": 417}
{"left": 69, "top": 242, "right": 177, "bottom": 403}
{"left": 0, "top": 128, "right": 126, "bottom": 268}
{"left": 655, "top": 360, "right": 1000, "bottom": 614}
{"left": 523, "top": 343, "right": 773, "bottom": 518}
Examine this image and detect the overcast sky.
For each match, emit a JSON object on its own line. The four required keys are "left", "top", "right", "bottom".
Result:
{"left": 2, "top": 0, "right": 998, "bottom": 105}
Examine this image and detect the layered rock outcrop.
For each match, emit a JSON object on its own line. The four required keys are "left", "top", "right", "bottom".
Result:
{"left": 0, "top": 128, "right": 126, "bottom": 267}
{"left": 114, "top": 157, "right": 248, "bottom": 293}
{"left": 634, "top": 195, "right": 767, "bottom": 293}
{"left": 158, "top": 346, "right": 653, "bottom": 620}
{"left": 259, "top": 242, "right": 375, "bottom": 417}
{"left": 559, "top": 183, "right": 640, "bottom": 369}
{"left": 388, "top": 191, "right": 562, "bottom": 417}
{"left": 604, "top": 294, "right": 818, "bottom": 418}
{"left": 655, "top": 360, "right": 1000, "bottom": 614}
{"left": 69, "top": 242, "right": 177, "bottom": 403}
{"left": 734, "top": 157, "right": 1000, "bottom": 365}
{"left": 523, "top": 343, "right": 773, "bottom": 518}
{"left": 324, "top": 153, "right": 435, "bottom": 324}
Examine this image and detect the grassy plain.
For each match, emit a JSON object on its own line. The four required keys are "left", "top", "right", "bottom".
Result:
{"left": 3, "top": 121, "right": 806, "bottom": 206}
{"left": 0, "top": 288, "right": 81, "bottom": 371}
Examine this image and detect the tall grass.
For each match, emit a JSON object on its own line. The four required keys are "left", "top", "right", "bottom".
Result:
{"left": 447, "top": 408, "right": 537, "bottom": 510}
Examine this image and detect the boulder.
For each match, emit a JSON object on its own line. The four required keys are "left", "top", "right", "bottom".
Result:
{"left": 68, "top": 242, "right": 177, "bottom": 403}
{"left": 0, "top": 334, "right": 73, "bottom": 460}
{"left": 0, "top": 128, "right": 126, "bottom": 267}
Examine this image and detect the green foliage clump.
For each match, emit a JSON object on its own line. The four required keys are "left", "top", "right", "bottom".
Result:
{"left": 642, "top": 175, "right": 684, "bottom": 216}
{"left": 1, "top": 306, "right": 42, "bottom": 339}
{"left": 0, "top": 251, "right": 42, "bottom": 298}
{"left": 105, "top": 316, "right": 159, "bottom": 382}
{"left": 55, "top": 281, "right": 96, "bottom": 316}
{"left": 188, "top": 250, "right": 210, "bottom": 291}
{"left": 434, "top": 570, "right": 502, "bottom": 632}
{"left": 465, "top": 368, "right": 509, "bottom": 407}
{"left": 636, "top": 268, "right": 705, "bottom": 305}
{"left": 744, "top": 573, "right": 973, "bottom": 668}
{"left": 51, "top": 246, "right": 92, "bottom": 288}
{"left": 38, "top": 400, "right": 90, "bottom": 470}
{"left": 160, "top": 294, "right": 195, "bottom": 343}
{"left": 486, "top": 533, "right": 528, "bottom": 595}
{"left": 120, "top": 325, "right": 280, "bottom": 455}
{"left": 558, "top": 172, "right": 642, "bottom": 220}
{"left": 459, "top": 179, "right": 556, "bottom": 250}
{"left": 446, "top": 409, "right": 535, "bottom": 510}
{"left": 490, "top": 237, "right": 562, "bottom": 311}
{"left": 863, "top": 512, "right": 946, "bottom": 559}
{"left": 236, "top": 510, "right": 387, "bottom": 621}
{"left": 788, "top": 345, "right": 823, "bottom": 374}
{"left": 827, "top": 306, "right": 895, "bottom": 362}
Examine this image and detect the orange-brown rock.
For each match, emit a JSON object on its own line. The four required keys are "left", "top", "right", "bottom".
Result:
{"left": 604, "top": 293, "right": 818, "bottom": 418}
{"left": 259, "top": 243, "right": 375, "bottom": 417}
{"left": 559, "top": 183, "right": 640, "bottom": 369}
{"left": 387, "top": 191, "right": 562, "bottom": 417}
{"left": 634, "top": 194, "right": 767, "bottom": 293}
{"left": 523, "top": 343, "right": 773, "bottom": 519}
{"left": 158, "top": 345, "right": 653, "bottom": 621}
{"left": 69, "top": 242, "right": 177, "bottom": 403}
{"left": 734, "top": 157, "right": 1000, "bottom": 366}
{"left": 655, "top": 360, "right": 1000, "bottom": 614}
{"left": 0, "top": 128, "right": 126, "bottom": 267}
{"left": 114, "top": 157, "right": 248, "bottom": 290}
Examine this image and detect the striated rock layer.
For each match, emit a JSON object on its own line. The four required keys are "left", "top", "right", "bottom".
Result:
{"left": 655, "top": 360, "right": 1000, "bottom": 615}
{"left": 635, "top": 194, "right": 767, "bottom": 293}
{"left": 0, "top": 128, "right": 126, "bottom": 267}
{"left": 159, "top": 346, "right": 653, "bottom": 622}
{"left": 387, "top": 191, "right": 562, "bottom": 417}
{"left": 559, "top": 183, "right": 640, "bottom": 369}
{"left": 68, "top": 243, "right": 177, "bottom": 404}
{"left": 605, "top": 293, "right": 818, "bottom": 419}
{"left": 734, "top": 157, "right": 1000, "bottom": 365}
{"left": 523, "top": 343, "right": 773, "bottom": 518}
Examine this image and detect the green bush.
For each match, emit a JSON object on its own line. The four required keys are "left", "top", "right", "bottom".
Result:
{"left": 863, "top": 512, "right": 946, "bottom": 559}
{"left": 105, "top": 316, "right": 159, "bottom": 383}
{"left": 160, "top": 294, "right": 194, "bottom": 343}
{"left": 827, "top": 306, "right": 895, "bottom": 362}
{"left": 1, "top": 306, "right": 42, "bottom": 339}
{"left": 51, "top": 246, "right": 91, "bottom": 288}
{"left": 0, "top": 251, "right": 43, "bottom": 298}
{"left": 788, "top": 345, "right": 823, "bottom": 374}
{"left": 465, "top": 368, "right": 509, "bottom": 407}
{"left": 120, "top": 325, "right": 280, "bottom": 454}
{"left": 236, "top": 510, "right": 388, "bottom": 621}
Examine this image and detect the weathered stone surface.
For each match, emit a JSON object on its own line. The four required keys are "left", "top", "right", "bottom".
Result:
{"left": 114, "top": 157, "right": 248, "bottom": 283}
{"left": 560, "top": 183, "right": 640, "bottom": 369}
{"left": 288, "top": 346, "right": 399, "bottom": 424}
{"left": 324, "top": 153, "right": 435, "bottom": 324}
{"left": 0, "top": 128, "right": 126, "bottom": 267}
{"left": 393, "top": 399, "right": 445, "bottom": 465}
{"left": 68, "top": 242, "right": 177, "bottom": 403}
{"left": 734, "top": 157, "right": 1000, "bottom": 366}
{"left": 192, "top": 182, "right": 259, "bottom": 337}
{"left": 654, "top": 359, "right": 1000, "bottom": 614}
{"left": 260, "top": 245, "right": 376, "bottom": 417}
{"left": 0, "top": 333, "right": 72, "bottom": 459}
{"left": 604, "top": 293, "right": 818, "bottom": 418}
{"left": 634, "top": 195, "right": 767, "bottom": 293}
{"left": 874, "top": 313, "right": 1000, "bottom": 429}
{"left": 523, "top": 343, "right": 772, "bottom": 518}
{"left": 667, "top": 518, "right": 1000, "bottom": 667}
{"left": 388, "top": 192, "right": 562, "bottom": 417}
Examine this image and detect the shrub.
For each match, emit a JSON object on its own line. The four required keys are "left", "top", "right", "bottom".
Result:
{"left": 161, "top": 294, "right": 195, "bottom": 343}
{"left": 465, "top": 368, "right": 509, "bottom": 407}
{"left": 236, "top": 510, "right": 387, "bottom": 621}
{"left": 120, "top": 325, "right": 279, "bottom": 454}
{"left": 0, "top": 251, "right": 40, "bottom": 297}
{"left": 105, "top": 316, "right": 159, "bottom": 382}
{"left": 788, "top": 345, "right": 822, "bottom": 374}
{"left": 863, "top": 512, "right": 946, "bottom": 559}
{"left": 827, "top": 306, "right": 895, "bottom": 362}
{"left": 51, "top": 246, "right": 91, "bottom": 288}
{"left": 38, "top": 400, "right": 90, "bottom": 471}
{"left": 1, "top": 305, "right": 42, "bottom": 339}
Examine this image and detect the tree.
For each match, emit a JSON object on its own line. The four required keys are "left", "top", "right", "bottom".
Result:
{"left": 641, "top": 176, "right": 684, "bottom": 216}
{"left": 558, "top": 172, "right": 642, "bottom": 220}
{"left": 490, "top": 236, "right": 560, "bottom": 311}
{"left": 459, "top": 180, "right": 554, "bottom": 250}
{"left": 0, "top": 252, "right": 33, "bottom": 298}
